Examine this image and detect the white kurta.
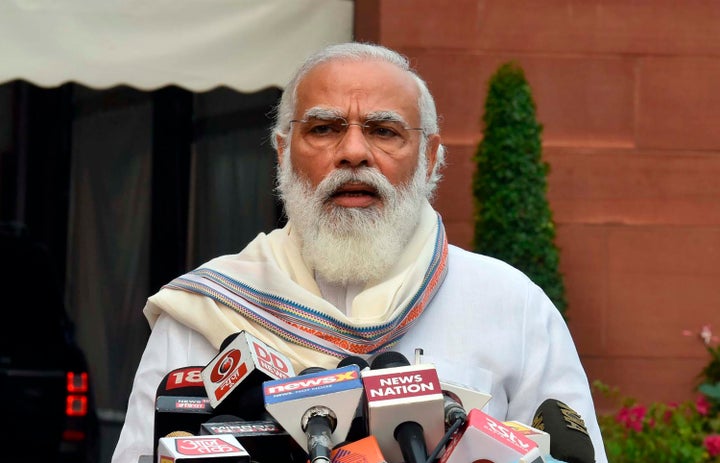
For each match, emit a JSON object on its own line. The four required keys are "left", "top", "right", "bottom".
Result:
{"left": 111, "top": 244, "right": 608, "bottom": 463}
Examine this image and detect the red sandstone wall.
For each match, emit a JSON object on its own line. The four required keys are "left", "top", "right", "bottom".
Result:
{"left": 355, "top": 0, "right": 720, "bottom": 412}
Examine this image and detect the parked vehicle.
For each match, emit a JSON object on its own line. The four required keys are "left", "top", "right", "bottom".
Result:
{"left": 0, "top": 224, "right": 100, "bottom": 462}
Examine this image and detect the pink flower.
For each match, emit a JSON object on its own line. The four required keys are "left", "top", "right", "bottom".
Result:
{"left": 704, "top": 434, "right": 720, "bottom": 457}
{"left": 661, "top": 402, "right": 679, "bottom": 423}
{"left": 700, "top": 325, "right": 713, "bottom": 345}
{"left": 682, "top": 325, "right": 719, "bottom": 346}
{"left": 615, "top": 404, "right": 646, "bottom": 432}
{"left": 696, "top": 395, "right": 711, "bottom": 416}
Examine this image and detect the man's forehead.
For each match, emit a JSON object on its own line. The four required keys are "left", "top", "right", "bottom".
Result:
{"left": 294, "top": 59, "right": 421, "bottom": 121}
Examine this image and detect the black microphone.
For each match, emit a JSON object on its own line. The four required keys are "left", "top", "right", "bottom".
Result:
{"left": 336, "top": 355, "right": 371, "bottom": 444}
{"left": 361, "top": 351, "right": 444, "bottom": 463}
{"left": 423, "top": 390, "right": 469, "bottom": 463}
{"left": 156, "top": 431, "right": 251, "bottom": 462}
{"left": 441, "top": 390, "right": 467, "bottom": 429}
{"left": 438, "top": 408, "right": 544, "bottom": 463}
{"left": 338, "top": 355, "right": 370, "bottom": 371}
{"left": 370, "top": 350, "right": 411, "bottom": 369}
{"left": 264, "top": 364, "right": 365, "bottom": 463}
{"left": 199, "top": 414, "right": 305, "bottom": 462}
{"left": 153, "top": 366, "right": 215, "bottom": 462}
{"left": 531, "top": 399, "right": 595, "bottom": 463}
{"left": 201, "top": 331, "right": 295, "bottom": 419}
{"left": 299, "top": 366, "right": 327, "bottom": 375}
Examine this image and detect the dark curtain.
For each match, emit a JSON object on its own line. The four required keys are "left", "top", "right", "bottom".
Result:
{"left": 0, "top": 80, "right": 283, "bottom": 425}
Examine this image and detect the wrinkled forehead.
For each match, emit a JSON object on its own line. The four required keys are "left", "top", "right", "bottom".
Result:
{"left": 294, "top": 59, "right": 421, "bottom": 125}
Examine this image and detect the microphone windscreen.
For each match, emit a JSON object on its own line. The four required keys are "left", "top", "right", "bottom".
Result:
{"left": 199, "top": 414, "right": 302, "bottom": 462}
{"left": 202, "top": 330, "right": 295, "bottom": 418}
{"left": 370, "top": 351, "right": 411, "bottom": 369}
{"left": 219, "top": 332, "right": 241, "bottom": 351}
{"left": 337, "top": 355, "right": 370, "bottom": 370}
{"left": 154, "top": 366, "right": 214, "bottom": 462}
{"left": 299, "top": 366, "right": 327, "bottom": 375}
{"left": 165, "top": 430, "right": 194, "bottom": 438}
{"left": 442, "top": 390, "right": 467, "bottom": 427}
{"left": 532, "top": 399, "right": 595, "bottom": 463}
{"left": 337, "top": 356, "right": 370, "bottom": 443}
{"left": 156, "top": 366, "right": 208, "bottom": 397}
{"left": 338, "top": 355, "right": 370, "bottom": 442}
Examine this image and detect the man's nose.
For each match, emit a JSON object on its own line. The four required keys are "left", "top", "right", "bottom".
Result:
{"left": 334, "top": 124, "right": 375, "bottom": 168}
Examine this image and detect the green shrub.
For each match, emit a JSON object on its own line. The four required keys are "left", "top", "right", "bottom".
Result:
{"left": 472, "top": 61, "right": 567, "bottom": 319}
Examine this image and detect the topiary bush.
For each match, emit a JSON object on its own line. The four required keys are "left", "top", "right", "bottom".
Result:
{"left": 472, "top": 61, "right": 568, "bottom": 319}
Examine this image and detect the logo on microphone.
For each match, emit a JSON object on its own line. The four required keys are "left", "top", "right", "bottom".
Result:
{"left": 173, "top": 437, "right": 243, "bottom": 455}
{"left": 250, "top": 339, "right": 293, "bottom": 378}
{"left": 207, "top": 348, "right": 249, "bottom": 401}
{"left": 264, "top": 369, "right": 359, "bottom": 396}
{"left": 362, "top": 367, "right": 441, "bottom": 402}
{"left": 157, "top": 435, "right": 250, "bottom": 460}
{"left": 210, "top": 349, "right": 242, "bottom": 383}
{"left": 164, "top": 367, "right": 203, "bottom": 390}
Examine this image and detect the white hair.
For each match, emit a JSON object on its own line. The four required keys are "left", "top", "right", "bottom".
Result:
{"left": 271, "top": 42, "right": 446, "bottom": 197}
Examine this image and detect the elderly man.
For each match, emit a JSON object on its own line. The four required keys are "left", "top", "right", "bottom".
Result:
{"left": 112, "top": 42, "right": 607, "bottom": 463}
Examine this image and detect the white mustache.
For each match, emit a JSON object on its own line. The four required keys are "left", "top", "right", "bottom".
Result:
{"left": 313, "top": 168, "right": 396, "bottom": 204}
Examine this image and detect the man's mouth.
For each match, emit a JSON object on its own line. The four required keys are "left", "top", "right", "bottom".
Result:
{"left": 331, "top": 183, "right": 378, "bottom": 198}
{"left": 328, "top": 182, "right": 380, "bottom": 207}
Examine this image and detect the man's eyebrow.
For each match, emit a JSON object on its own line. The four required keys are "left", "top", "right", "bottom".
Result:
{"left": 364, "top": 110, "right": 408, "bottom": 125}
{"left": 302, "top": 107, "right": 344, "bottom": 120}
{"left": 300, "top": 107, "right": 410, "bottom": 125}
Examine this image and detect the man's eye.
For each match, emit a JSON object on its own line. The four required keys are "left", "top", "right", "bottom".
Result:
{"left": 307, "top": 122, "right": 341, "bottom": 136}
{"left": 367, "top": 123, "right": 401, "bottom": 139}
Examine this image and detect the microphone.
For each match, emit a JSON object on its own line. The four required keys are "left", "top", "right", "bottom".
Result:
{"left": 424, "top": 390, "right": 470, "bottom": 463}
{"left": 361, "top": 351, "right": 445, "bottom": 463}
{"left": 263, "top": 364, "right": 365, "bottom": 463}
{"left": 531, "top": 399, "right": 595, "bottom": 463}
{"left": 199, "top": 414, "right": 304, "bottom": 462}
{"left": 438, "top": 408, "right": 543, "bottom": 463}
{"left": 156, "top": 433, "right": 251, "bottom": 462}
{"left": 201, "top": 331, "right": 295, "bottom": 418}
{"left": 300, "top": 366, "right": 328, "bottom": 375}
{"left": 336, "top": 355, "right": 371, "bottom": 443}
{"left": 330, "top": 435, "right": 387, "bottom": 463}
{"left": 441, "top": 390, "right": 467, "bottom": 429}
{"left": 503, "top": 420, "right": 550, "bottom": 456}
{"left": 370, "top": 351, "right": 410, "bottom": 369}
{"left": 154, "top": 366, "right": 215, "bottom": 461}
{"left": 438, "top": 379, "right": 492, "bottom": 414}
{"left": 337, "top": 355, "right": 370, "bottom": 373}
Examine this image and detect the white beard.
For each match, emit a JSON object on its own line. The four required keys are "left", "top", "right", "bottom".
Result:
{"left": 276, "top": 152, "right": 430, "bottom": 286}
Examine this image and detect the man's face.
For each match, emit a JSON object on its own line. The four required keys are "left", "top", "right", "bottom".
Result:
{"left": 276, "top": 59, "right": 439, "bottom": 211}
{"left": 275, "top": 59, "right": 441, "bottom": 285}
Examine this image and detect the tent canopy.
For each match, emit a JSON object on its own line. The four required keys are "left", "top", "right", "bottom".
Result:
{"left": 0, "top": 0, "right": 354, "bottom": 92}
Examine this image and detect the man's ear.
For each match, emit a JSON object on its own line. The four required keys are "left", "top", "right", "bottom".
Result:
{"left": 425, "top": 133, "right": 441, "bottom": 179}
{"left": 275, "top": 134, "right": 287, "bottom": 166}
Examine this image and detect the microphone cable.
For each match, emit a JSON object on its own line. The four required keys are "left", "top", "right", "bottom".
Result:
{"left": 424, "top": 414, "right": 465, "bottom": 463}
